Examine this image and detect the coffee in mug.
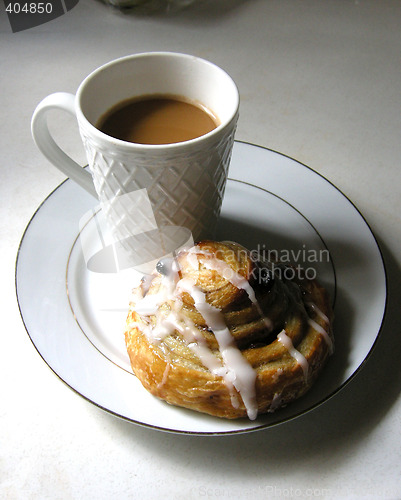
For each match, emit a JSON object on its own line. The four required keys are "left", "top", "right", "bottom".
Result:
{"left": 97, "top": 94, "right": 219, "bottom": 145}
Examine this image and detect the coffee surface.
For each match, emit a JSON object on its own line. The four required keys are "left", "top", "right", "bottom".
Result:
{"left": 97, "top": 95, "right": 219, "bottom": 145}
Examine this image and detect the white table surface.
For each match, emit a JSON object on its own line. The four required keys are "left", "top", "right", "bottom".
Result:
{"left": 1, "top": 1, "right": 401, "bottom": 498}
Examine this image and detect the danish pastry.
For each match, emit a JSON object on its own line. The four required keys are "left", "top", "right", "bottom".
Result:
{"left": 124, "top": 241, "right": 334, "bottom": 419}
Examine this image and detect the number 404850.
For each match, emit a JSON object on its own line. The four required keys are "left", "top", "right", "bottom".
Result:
{"left": 6, "top": 2, "right": 53, "bottom": 14}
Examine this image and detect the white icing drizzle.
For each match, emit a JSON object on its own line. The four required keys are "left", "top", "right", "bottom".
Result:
{"left": 157, "top": 360, "right": 171, "bottom": 390}
{"left": 308, "top": 318, "right": 334, "bottom": 354}
{"left": 182, "top": 250, "right": 273, "bottom": 330}
{"left": 177, "top": 278, "right": 257, "bottom": 420}
{"left": 131, "top": 250, "right": 262, "bottom": 419}
{"left": 183, "top": 245, "right": 202, "bottom": 269}
{"left": 272, "top": 367, "right": 283, "bottom": 381}
{"left": 140, "top": 274, "right": 155, "bottom": 295}
{"left": 268, "top": 391, "right": 283, "bottom": 413}
{"left": 131, "top": 264, "right": 247, "bottom": 414}
{"left": 306, "top": 301, "right": 329, "bottom": 323}
{"left": 277, "top": 329, "right": 309, "bottom": 381}
{"left": 170, "top": 313, "right": 241, "bottom": 411}
{"left": 134, "top": 293, "right": 165, "bottom": 316}
{"left": 306, "top": 301, "right": 334, "bottom": 354}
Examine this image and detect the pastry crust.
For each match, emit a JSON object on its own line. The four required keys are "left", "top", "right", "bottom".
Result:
{"left": 124, "top": 241, "right": 334, "bottom": 419}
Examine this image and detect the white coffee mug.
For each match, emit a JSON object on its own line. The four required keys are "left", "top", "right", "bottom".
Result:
{"left": 31, "top": 52, "right": 239, "bottom": 250}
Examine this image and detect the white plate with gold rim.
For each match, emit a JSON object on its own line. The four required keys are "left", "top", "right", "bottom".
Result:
{"left": 16, "top": 141, "right": 387, "bottom": 435}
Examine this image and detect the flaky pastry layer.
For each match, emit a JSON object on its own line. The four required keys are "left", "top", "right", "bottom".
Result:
{"left": 124, "top": 241, "right": 334, "bottom": 419}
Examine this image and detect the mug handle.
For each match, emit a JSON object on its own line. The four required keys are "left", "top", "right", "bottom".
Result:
{"left": 31, "top": 92, "right": 97, "bottom": 198}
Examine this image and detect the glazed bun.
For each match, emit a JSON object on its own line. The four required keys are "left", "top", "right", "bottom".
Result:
{"left": 125, "top": 241, "right": 333, "bottom": 419}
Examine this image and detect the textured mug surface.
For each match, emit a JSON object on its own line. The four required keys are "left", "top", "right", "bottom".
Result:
{"left": 32, "top": 52, "right": 239, "bottom": 255}
{"left": 81, "top": 122, "right": 236, "bottom": 243}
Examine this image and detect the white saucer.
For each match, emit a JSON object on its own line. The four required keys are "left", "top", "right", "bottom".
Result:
{"left": 16, "top": 141, "right": 387, "bottom": 435}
